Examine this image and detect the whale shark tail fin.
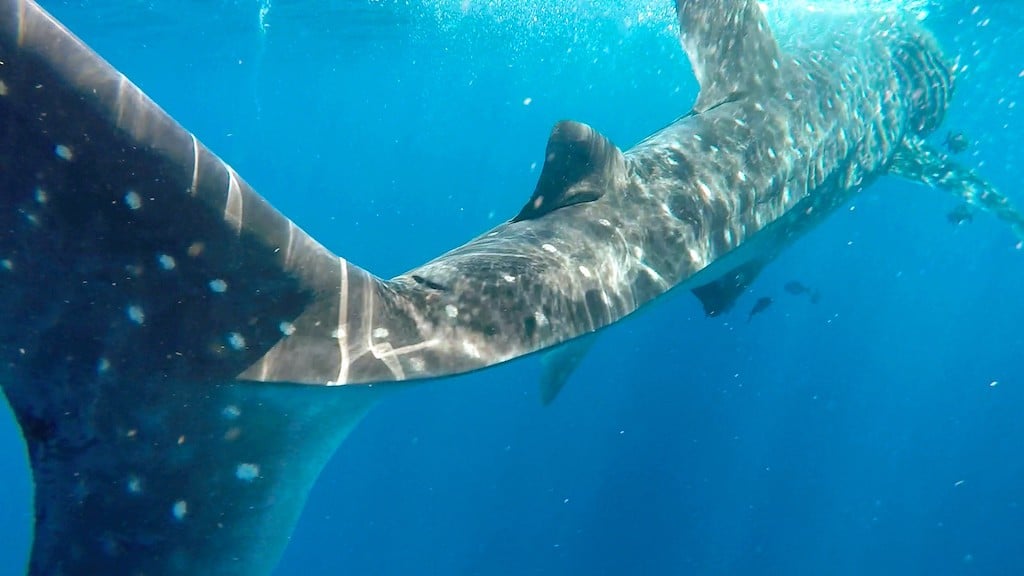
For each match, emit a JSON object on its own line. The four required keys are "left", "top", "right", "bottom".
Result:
{"left": 0, "top": 2, "right": 397, "bottom": 574}
{"left": 889, "top": 136, "right": 1024, "bottom": 243}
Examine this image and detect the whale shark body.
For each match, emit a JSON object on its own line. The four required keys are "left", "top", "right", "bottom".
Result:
{"left": 1, "top": 0, "right": 1020, "bottom": 573}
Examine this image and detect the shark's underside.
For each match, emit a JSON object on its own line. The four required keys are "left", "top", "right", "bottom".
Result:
{"left": 0, "top": 0, "right": 1020, "bottom": 574}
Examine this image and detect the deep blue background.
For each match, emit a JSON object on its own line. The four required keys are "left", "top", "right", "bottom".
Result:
{"left": 3, "top": 0, "right": 1023, "bottom": 574}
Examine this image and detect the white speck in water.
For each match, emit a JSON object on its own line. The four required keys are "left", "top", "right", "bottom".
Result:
{"left": 124, "top": 190, "right": 142, "bottom": 210}
{"left": 235, "top": 463, "right": 260, "bottom": 482}
{"left": 172, "top": 500, "right": 188, "bottom": 521}
{"left": 0, "top": 79, "right": 7, "bottom": 96}
{"left": 126, "top": 475, "right": 142, "bottom": 494}
{"left": 989, "top": 380, "right": 999, "bottom": 387}
{"left": 279, "top": 321, "right": 296, "bottom": 336}
{"left": 222, "top": 405, "right": 241, "bottom": 419}
{"left": 35, "top": 187, "right": 47, "bottom": 204}
{"left": 208, "top": 279, "right": 228, "bottom": 293}
{"left": 96, "top": 357, "right": 111, "bottom": 374}
{"left": 157, "top": 254, "right": 176, "bottom": 270}
{"left": 1, "top": 259, "right": 12, "bottom": 271}
{"left": 127, "top": 305, "right": 145, "bottom": 325}
{"left": 523, "top": 97, "right": 532, "bottom": 106}
{"left": 227, "top": 332, "right": 246, "bottom": 350}
{"left": 372, "top": 327, "right": 389, "bottom": 339}
{"left": 54, "top": 144, "right": 73, "bottom": 161}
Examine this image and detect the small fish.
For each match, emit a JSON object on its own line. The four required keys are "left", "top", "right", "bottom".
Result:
{"left": 747, "top": 296, "right": 773, "bottom": 323}
{"left": 784, "top": 280, "right": 821, "bottom": 304}
{"left": 943, "top": 131, "right": 969, "bottom": 154}
{"left": 783, "top": 281, "right": 810, "bottom": 295}
{"left": 947, "top": 203, "right": 974, "bottom": 226}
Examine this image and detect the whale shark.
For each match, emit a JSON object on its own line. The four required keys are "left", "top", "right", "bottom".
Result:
{"left": 1, "top": 0, "right": 1021, "bottom": 574}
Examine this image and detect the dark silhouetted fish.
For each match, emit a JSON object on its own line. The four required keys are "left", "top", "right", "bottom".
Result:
{"left": 947, "top": 203, "right": 975, "bottom": 226}
{"left": 747, "top": 297, "right": 774, "bottom": 323}
{"left": 944, "top": 130, "right": 969, "bottom": 154}
{"left": 784, "top": 280, "right": 821, "bottom": 304}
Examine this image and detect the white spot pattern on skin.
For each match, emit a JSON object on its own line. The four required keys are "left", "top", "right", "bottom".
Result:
{"left": 503, "top": 274, "right": 516, "bottom": 283}
{"left": 208, "top": 279, "right": 227, "bottom": 293}
{"left": 445, "top": 304, "right": 459, "bottom": 319}
{"left": 126, "top": 305, "right": 145, "bottom": 325}
{"left": 157, "top": 254, "right": 176, "bottom": 270}
{"left": 598, "top": 218, "right": 611, "bottom": 227}
{"left": 533, "top": 311, "right": 549, "bottom": 326}
{"left": 461, "top": 339, "right": 482, "bottom": 359}
{"left": 172, "top": 500, "right": 188, "bottom": 521}
{"left": 54, "top": 144, "right": 72, "bottom": 160}
{"left": 372, "top": 327, "right": 389, "bottom": 339}
{"left": 409, "top": 357, "right": 426, "bottom": 372}
{"left": 235, "top": 463, "right": 260, "bottom": 482}
{"left": 124, "top": 190, "right": 142, "bottom": 210}
{"left": 578, "top": 265, "right": 592, "bottom": 278}
{"left": 697, "top": 181, "right": 712, "bottom": 199}
{"left": 279, "top": 321, "right": 296, "bottom": 336}
{"left": 222, "top": 405, "right": 241, "bottom": 419}
{"left": 541, "top": 243, "right": 557, "bottom": 253}
{"left": 227, "top": 332, "right": 246, "bottom": 350}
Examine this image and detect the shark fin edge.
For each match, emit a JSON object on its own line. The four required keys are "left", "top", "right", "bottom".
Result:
{"left": 538, "top": 332, "right": 599, "bottom": 405}
{"left": 691, "top": 258, "right": 769, "bottom": 317}
{"left": 513, "top": 120, "right": 625, "bottom": 222}
{"left": 675, "top": 0, "right": 785, "bottom": 112}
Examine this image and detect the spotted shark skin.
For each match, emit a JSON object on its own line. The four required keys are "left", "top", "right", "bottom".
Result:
{"left": 0, "top": 0, "right": 1018, "bottom": 574}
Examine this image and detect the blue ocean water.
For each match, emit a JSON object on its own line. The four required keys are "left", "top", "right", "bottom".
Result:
{"left": 4, "top": 0, "right": 1024, "bottom": 574}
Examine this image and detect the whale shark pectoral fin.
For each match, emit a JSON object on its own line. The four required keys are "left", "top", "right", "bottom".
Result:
{"left": 675, "top": 0, "right": 785, "bottom": 112}
{"left": 512, "top": 120, "right": 625, "bottom": 222}
{"left": 538, "top": 332, "right": 599, "bottom": 406}
{"left": 889, "top": 136, "right": 1024, "bottom": 242}
{"left": 0, "top": 2, "right": 399, "bottom": 574}
{"left": 691, "top": 257, "right": 769, "bottom": 317}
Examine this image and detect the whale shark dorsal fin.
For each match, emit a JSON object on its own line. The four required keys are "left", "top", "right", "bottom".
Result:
{"left": 676, "top": 0, "right": 785, "bottom": 112}
{"left": 513, "top": 120, "right": 625, "bottom": 222}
